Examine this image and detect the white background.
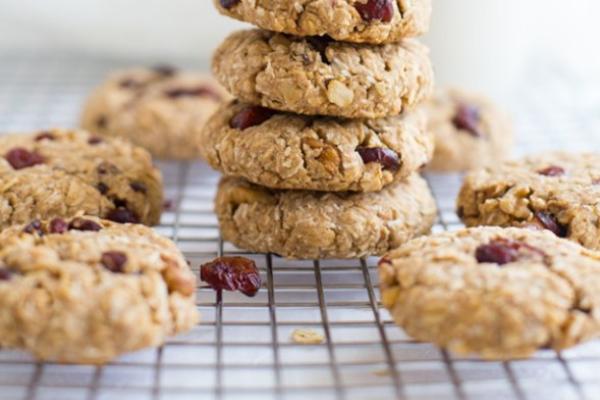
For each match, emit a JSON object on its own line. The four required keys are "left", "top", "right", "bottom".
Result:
{"left": 1, "top": 0, "right": 599, "bottom": 103}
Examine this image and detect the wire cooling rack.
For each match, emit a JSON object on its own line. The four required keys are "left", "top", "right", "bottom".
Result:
{"left": 0, "top": 52, "right": 600, "bottom": 400}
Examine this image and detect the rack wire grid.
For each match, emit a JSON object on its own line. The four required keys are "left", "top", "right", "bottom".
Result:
{"left": 0, "top": 52, "right": 599, "bottom": 400}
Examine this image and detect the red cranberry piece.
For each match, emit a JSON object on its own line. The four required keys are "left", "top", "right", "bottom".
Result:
{"left": 163, "top": 199, "right": 174, "bottom": 210}
{"left": 106, "top": 207, "right": 139, "bottom": 224}
{"left": 23, "top": 219, "right": 43, "bottom": 235}
{"left": 130, "top": 181, "right": 147, "bottom": 194}
{"left": 220, "top": 0, "right": 240, "bottom": 9}
{"left": 88, "top": 136, "right": 103, "bottom": 145}
{"left": 69, "top": 218, "right": 103, "bottom": 232}
{"left": 306, "top": 36, "right": 333, "bottom": 64}
{"left": 35, "top": 132, "right": 55, "bottom": 141}
{"left": 119, "top": 78, "right": 141, "bottom": 89}
{"left": 538, "top": 166, "right": 565, "bottom": 177}
{"left": 164, "top": 86, "right": 221, "bottom": 101}
{"left": 5, "top": 148, "right": 45, "bottom": 170}
{"left": 49, "top": 218, "right": 68, "bottom": 234}
{"left": 152, "top": 65, "right": 177, "bottom": 77}
{"left": 357, "top": 147, "right": 400, "bottom": 172}
{"left": 452, "top": 104, "right": 482, "bottom": 137}
{"left": 475, "top": 239, "right": 520, "bottom": 265}
{"left": 96, "top": 182, "right": 109, "bottom": 195}
{"left": 230, "top": 106, "right": 275, "bottom": 130}
{"left": 96, "top": 116, "right": 107, "bottom": 129}
{"left": 200, "top": 256, "right": 262, "bottom": 297}
{"left": 355, "top": 0, "right": 394, "bottom": 23}
{"left": 100, "top": 251, "right": 127, "bottom": 273}
{"left": 0, "top": 268, "right": 12, "bottom": 281}
{"left": 534, "top": 211, "right": 567, "bottom": 237}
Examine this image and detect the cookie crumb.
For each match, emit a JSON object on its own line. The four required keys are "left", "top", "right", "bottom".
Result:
{"left": 291, "top": 329, "right": 324, "bottom": 345}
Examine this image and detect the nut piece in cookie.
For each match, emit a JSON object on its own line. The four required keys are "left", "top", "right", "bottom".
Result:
{"left": 0, "top": 129, "right": 163, "bottom": 229}
{"left": 212, "top": 29, "right": 434, "bottom": 118}
{"left": 215, "top": 174, "right": 437, "bottom": 259}
{"left": 422, "top": 88, "right": 513, "bottom": 172}
{"left": 199, "top": 100, "right": 433, "bottom": 192}
{"left": 0, "top": 217, "right": 198, "bottom": 364}
{"left": 81, "top": 67, "right": 230, "bottom": 160}
{"left": 379, "top": 227, "right": 600, "bottom": 359}
{"left": 213, "top": 0, "right": 432, "bottom": 45}
{"left": 457, "top": 152, "right": 600, "bottom": 251}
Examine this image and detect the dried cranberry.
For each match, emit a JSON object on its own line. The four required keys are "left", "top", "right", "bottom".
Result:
{"left": 0, "top": 268, "right": 12, "bottom": 281}
{"left": 96, "top": 182, "right": 109, "bottom": 195}
{"left": 96, "top": 116, "right": 107, "bottom": 129}
{"left": 220, "top": 0, "right": 240, "bottom": 9}
{"left": 69, "top": 218, "right": 103, "bottom": 232}
{"left": 164, "top": 86, "right": 221, "bottom": 101}
{"left": 23, "top": 219, "right": 42, "bottom": 235}
{"left": 452, "top": 104, "right": 482, "bottom": 137}
{"left": 152, "top": 65, "right": 177, "bottom": 77}
{"left": 119, "top": 78, "right": 141, "bottom": 89}
{"left": 355, "top": 0, "right": 394, "bottom": 22}
{"left": 476, "top": 238, "right": 544, "bottom": 265}
{"left": 88, "top": 136, "right": 103, "bottom": 145}
{"left": 49, "top": 218, "right": 68, "bottom": 234}
{"left": 230, "top": 106, "right": 275, "bottom": 130}
{"left": 534, "top": 211, "right": 567, "bottom": 237}
{"left": 475, "top": 240, "right": 520, "bottom": 265}
{"left": 5, "top": 148, "right": 44, "bottom": 170}
{"left": 306, "top": 36, "right": 333, "bottom": 64}
{"left": 130, "top": 181, "right": 147, "bottom": 194}
{"left": 357, "top": 147, "right": 400, "bottom": 172}
{"left": 100, "top": 251, "right": 127, "bottom": 273}
{"left": 200, "top": 256, "right": 262, "bottom": 297}
{"left": 538, "top": 166, "right": 565, "bottom": 177}
{"left": 163, "top": 199, "right": 174, "bottom": 210}
{"left": 106, "top": 207, "right": 139, "bottom": 224}
{"left": 35, "top": 132, "right": 55, "bottom": 141}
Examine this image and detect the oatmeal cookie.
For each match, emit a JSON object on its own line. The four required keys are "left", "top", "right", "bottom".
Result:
{"left": 380, "top": 227, "right": 600, "bottom": 359}
{"left": 212, "top": 29, "right": 433, "bottom": 118}
{"left": 81, "top": 66, "right": 230, "bottom": 160}
{"left": 213, "top": 0, "right": 432, "bottom": 44}
{"left": 424, "top": 88, "right": 513, "bottom": 172}
{"left": 457, "top": 152, "right": 600, "bottom": 250}
{"left": 199, "top": 101, "right": 432, "bottom": 192}
{"left": 0, "top": 129, "right": 163, "bottom": 229}
{"left": 0, "top": 216, "right": 198, "bottom": 364}
{"left": 215, "top": 174, "right": 437, "bottom": 259}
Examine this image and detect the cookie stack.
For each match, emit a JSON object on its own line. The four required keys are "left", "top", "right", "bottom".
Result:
{"left": 201, "top": 0, "right": 437, "bottom": 259}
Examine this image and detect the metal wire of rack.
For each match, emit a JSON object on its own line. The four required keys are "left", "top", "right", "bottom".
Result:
{"left": 0, "top": 52, "right": 600, "bottom": 400}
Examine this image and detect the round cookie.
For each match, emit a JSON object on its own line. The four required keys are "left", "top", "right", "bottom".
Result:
{"left": 213, "top": 0, "right": 432, "bottom": 45}
{"left": 379, "top": 227, "right": 600, "bottom": 359}
{"left": 423, "top": 88, "right": 512, "bottom": 172}
{"left": 0, "top": 129, "right": 163, "bottom": 229}
{"left": 212, "top": 29, "right": 434, "bottom": 119}
{"left": 215, "top": 174, "right": 437, "bottom": 259}
{"left": 0, "top": 216, "right": 198, "bottom": 364}
{"left": 200, "top": 101, "right": 433, "bottom": 192}
{"left": 457, "top": 152, "right": 600, "bottom": 251}
{"left": 81, "top": 66, "right": 230, "bottom": 160}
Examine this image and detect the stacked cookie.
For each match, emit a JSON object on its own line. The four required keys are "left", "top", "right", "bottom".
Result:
{"left": 201, "top": 0, "right": 437, "bottom": 259}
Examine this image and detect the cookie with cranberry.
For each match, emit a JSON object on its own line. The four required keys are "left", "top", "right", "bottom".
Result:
{"left": 457, "top": 152, "right": 600, "bottom": 250}
{"left": 81, "top": 66, "right": 230, "bottom": 159}
{"left": 0, "top": 216, "right": 198, "bottom": 363}
{"left": 213, "top": 0, "right": 431, "bottom": 44}
{"left": 212, "top": 29, "right": 433, "bottom": 119}
{"left": 199, "top": 101, "right": 433, "bottom": 192}
{"left": 215, "top": 174, "right": 437, "bottom": 259}
{"left": 0, "top": 129, "right": 163, "bottom": 229}
{"left": 423, "top": 88, "right": 513, "bottom": 172}
{"left": 380, "top": 227, "right": 600, "bottom": 359}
